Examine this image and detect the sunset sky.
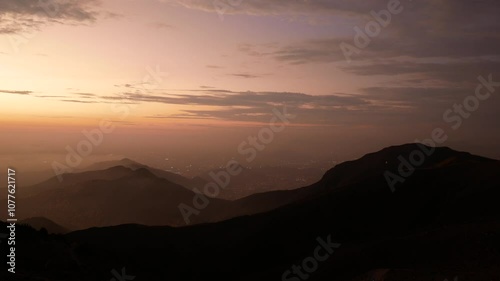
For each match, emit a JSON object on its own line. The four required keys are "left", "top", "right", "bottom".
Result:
{"left": 1, "top": 0, "right": 500, "bottom": 174}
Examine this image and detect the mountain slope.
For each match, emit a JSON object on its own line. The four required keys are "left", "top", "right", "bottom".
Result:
{"left": 19, "top": 217, "right": 69, "bottom": 234}
{"left": 10, "top": 163, "right": 323, "bottom": 230}
{"left": 81, "top": 158, "right": 207, "bottom": 191}
{"left": 6, "top": 144, "right": 500, "bottom": 280}
{"left": 18, "top": 165, "right": 137, "bottom": 198}
{"left": 63, "top": 144, "right": 500, "bottom": 280}
{"left": 6, "top": 167, "right": 233, "bottom": 230}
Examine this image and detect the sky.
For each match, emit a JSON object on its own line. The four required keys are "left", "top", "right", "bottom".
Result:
{"left": 1, "top": 0, "right": 500, "bottom": 175}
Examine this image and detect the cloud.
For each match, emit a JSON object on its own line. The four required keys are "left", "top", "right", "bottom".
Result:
{"left": 229, "top": 73, "right": 262, "bottom": 79}
{"left": 0, "top": 89, "right": 32, "bottom": 95}
{"left": 60, "top": 99, "right": 99, "bottom": 104}
{"left": 100, "top": 90, "right": 394, "bottom": 123}
{"left": 129, "top": 85, "right": 498, "bottom": 126}
{"left": 0, "top": 0, "right": 102, "bottom": 34}
{"left": 147, "top": 113, "right": 218, "bottom": 120}
{"left": 342, "top": 59, "right": 500, "bottom": 77}
{"left": 101, "top": 90, "right": 369, "bottom": 108}
{"left": 359, "top": 87, "right": 468, "bottom": 106}
{"left": 13, "top": 84, "right": 482, "bottom": 127}
{"left": 206, "top": 65, "right": 224, "bottom": 69}
{"left": 225, "top": 0, "right": 500, "bottom": 98}
{"left": 33, "top": 95, "right": 65, "bottom": 98}
{"left": 169, "top": 0, "right": 387, "bottom": 17}
{"left": 341, "top": 58, "right": 500, "bottom": 88}
{"left": 231, "top": 0, "right": 500, "bottom": 68}
{"left": 73, "top": 92, "right": 98, "bottom": 98}
{"left": 268, "top": 38, "right": 348, "bottom": 64}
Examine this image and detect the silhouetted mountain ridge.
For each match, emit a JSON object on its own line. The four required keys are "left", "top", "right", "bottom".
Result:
{"left": 4, "top": 144, "right": 500, "bottom": 280}
{"left": 317, "top": 144, "right": 495, "bottom": 192}
{"left": 18, "top": 217, "right": 69, "bottom": 234}
{"left": 81, "top": 157, "right": 207, "bottom": 191}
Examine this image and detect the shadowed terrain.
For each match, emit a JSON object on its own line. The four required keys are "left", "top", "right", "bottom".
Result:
{"left": 2, "top": 144, "right": 500, "bottom": 280}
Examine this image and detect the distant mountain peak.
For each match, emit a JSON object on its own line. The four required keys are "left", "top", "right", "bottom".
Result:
{"left": 380, "top": 143, "right": 452, "bottom": 153}
{"left": 134, "top": 167, "right": 157, "bottom": 177}
{"left": 318, "top": 143, "right": 495, "bottom": 191}
{"left": 103, "top": 165, "right": 134, "bottom": 172}
{"left": 119, "top": 157, "right": 140, "bottom": 164}
{"left": 19, "top": 217, "right": 69, "bottom": 234}
{"left": 374, "top": 143, "right": 489, "bottom": 164}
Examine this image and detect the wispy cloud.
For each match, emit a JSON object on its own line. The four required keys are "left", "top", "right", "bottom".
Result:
{"left": 229, "top": 73, "right": 262, "bottom": 79}
{"left": 0, "top": 89, "right": 32, "bottom": 95}
{"left": 341, "top": 59, "right": 500, "bottom": 87}
{"left": 230, "top": 0, "right": 500, "bottom": 69}
{"left": 169, "top": 0, "right": 385, "bottom": 17}
{"left": 206, "top": 65, "right": 224, "bottom": 69}
{"left": 101, "top": 90, "right": 368, "bottom": 108}
{"left": 73, "top": 92, "right": 98, "bottom": 98}
{"left": 0, "top": 0, "right": 102, "bottom": 34}
{"left": 60, "top": 99, "right": 99, "bottom": 104}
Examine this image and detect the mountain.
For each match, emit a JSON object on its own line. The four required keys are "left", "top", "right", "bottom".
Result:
{"left": 5, "top": 144, "right": 500, "bottom": 280}
{"left": 81, "top": 158, "right": 207, "bottom": 191}
{"left": 18, "top": 165, "right": 138, "bottom": 198}
{"left": 84, "top": 158, "right": 325, "bottom": 200}
{"left": 6, "top": 166, "right": 235, "bottom": 230}
{"left": 80, "top": 157, "right": 140, "bottom": 171}
{"left": 18, "top": 217, "right": 69, "bottom": 234}
{"left": 8, "top": 162, "right": 321, "bottom": 230}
